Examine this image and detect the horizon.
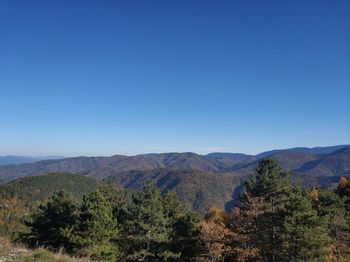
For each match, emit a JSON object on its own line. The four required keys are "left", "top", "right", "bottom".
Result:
{"left": 1, "top": 1, "right": 349, "bottom": 156}
{"left": 1, "top": 144, "right": 349, "bottom": 158}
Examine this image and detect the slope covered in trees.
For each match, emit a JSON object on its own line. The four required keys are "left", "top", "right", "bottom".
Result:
{"left": 106, "top": 168, "right": 240, "bottom": 212}
{"left": 1, "top": 158, "right": 350, "bottom": 261}
{"left": 0, "top": 173, "right": 99, "bottom": 207}
{"left": 0, "top": 146, "right": 348, "bottom": 187}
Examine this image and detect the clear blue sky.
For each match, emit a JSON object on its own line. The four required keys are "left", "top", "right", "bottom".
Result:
{"left": 0, "top": 0, "right": 349, "bottom": 156}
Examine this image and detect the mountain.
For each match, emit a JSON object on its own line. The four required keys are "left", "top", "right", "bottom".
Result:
{"left": 0, "top": 173, "right": 99, "bottom": 207}
{"left": 230, "top": 150, "right": 321, "bottom": 176}
{"left": 282, "top": 146, "right": 349, "bottom": 187}
{"left": 296, "top": 146, "right": 350, "bottom": 177}
{"left": 0, "top": 145, "right": 348, "bottom": 212}
{"left": 255, "top": 145, "right": 348, "bottom": 158}
{"left": 0, "top": 155, "right": 64, "bottom": 166}
{"left": 106, "top": 168, "right": 240, "bottom": 213}
{"left": 0, "top": 146, "right": 348, "bottom": 183}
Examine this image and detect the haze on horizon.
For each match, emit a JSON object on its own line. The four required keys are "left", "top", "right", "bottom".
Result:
{"left": 1, "top": 1, "right": 349, "bottom": 157}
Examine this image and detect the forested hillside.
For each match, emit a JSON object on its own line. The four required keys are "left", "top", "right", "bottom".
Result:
{"left": 1, "top": 158, "right": 349, "bottom": 261}
{"left": 106, "top": 168, "right": 240, "bottom": 212}
{"left": 0, "top": 173, "right": 99, "bottom": 207}
{"left": 0, "top": 146, "right": 349, "bottom": 213}
{"left": 0, "top": 146, "right": 348, "bottom": 189}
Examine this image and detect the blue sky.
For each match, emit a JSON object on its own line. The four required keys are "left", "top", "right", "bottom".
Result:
{"left": 0, "top": 0, "right": 349, "bottom": 156}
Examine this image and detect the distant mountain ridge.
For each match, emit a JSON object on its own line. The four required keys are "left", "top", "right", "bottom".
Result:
{"left": 0, "top": 155, "right": 64, "bottom": 166}
{"left": 0, "top": 145, "right": 348, "bottom": 183}
{"left": 0, "top": 145, "right": 349, "bottom": 212}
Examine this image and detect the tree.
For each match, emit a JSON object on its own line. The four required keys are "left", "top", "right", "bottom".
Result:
{"left": 0, "top": 195, "right": 28, "bottom": 240}
{"left": 68, "top": 190, "right": 118, "bottom": 261}
{"left": 335, "top": 176, "right": 350, "bottom": 213}
{"left": 243, "top": 158, "right": 292, "bottom": 261}
{"left": 318, "top": 190, "right": 350, "bottom": 259}
{"left": 282, "top": 187, "right": 330, "bottom": 261}
{"left": 227, "top": 193, "right": 265, "bottom": 261}
{"left": 123, "top": 181, "right": 179, "bottom": 261}
{"left": 310, "top": 187, "right": 319, "bottom": 210}
{"left": 196, "top": 208, "right": 231, "bottom": 262}
{"left": 96, "top": 182, "right": 130, "bottom": 224}
{"left": 163, "top": 192, "right": 200, "bottom": 261}
{"left": 22, "top": 191, "right": 79, "bottom": 252}
{"left": 172, "top": 211, "right": 200, "bottom": 261}
{"left": 163, "top": 192, "right": 183, "bottom": 224}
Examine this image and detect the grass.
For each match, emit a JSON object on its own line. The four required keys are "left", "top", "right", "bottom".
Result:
{"left": 0, "top": 236, "right": 90, "bottom": 262}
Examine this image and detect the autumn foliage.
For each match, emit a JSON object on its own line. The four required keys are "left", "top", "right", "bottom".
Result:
{"left": 1, "top": 159, "right": 350, "bottom": 261}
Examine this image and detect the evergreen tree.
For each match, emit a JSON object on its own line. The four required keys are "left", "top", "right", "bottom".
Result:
{"left": 163, "top": 192, "right": 183, "bottom": 224}
{"left": 282, "top": 187, "right": 330, "bottom": 261}
{"left": 318, "top": 190, "right": 349, "bottom": 259}
{"left": 160, "top": 191, "right": 201, "bottom": 261}
{"left": 68, "top": 190, "right": 118, "bottom": 261}
{"left": 124, "top": 181, "right": 179, "bottom": 261}
{"left": 22, "top": 191, "right": 79, "bottom": 252}
{"left": 96, "top": 181, "right": 130, "bottom": 224}
{"left": 335, "top": 176, "right": 350, "bottom": 213}
{"left": 172, "top": 211, "right": 200, "bottom": 261}
{"left": 243, "top": 158, "right": 292, "bottom": 261}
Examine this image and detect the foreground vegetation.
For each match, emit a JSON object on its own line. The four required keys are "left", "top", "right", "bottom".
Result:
{"left": 0, "top": 236, "right": 91, "bottom": 262}
{"left": 1, "top": 158, "right": 350, "bottom": 261}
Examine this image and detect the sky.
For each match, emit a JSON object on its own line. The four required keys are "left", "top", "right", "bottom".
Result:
{"left": 0, "top": 0, "right": 349, "bottom": 156}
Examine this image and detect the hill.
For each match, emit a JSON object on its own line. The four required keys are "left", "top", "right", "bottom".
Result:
{"left": 1, "top": 145, "right": 348, "bottom": 183}
{"left": 1, "top": 146, "right": 347, "bottom": 213}
{"left": 0, "top": 145, "right": 348, "bottom": 208}
{"left": 0, "top": 173, "right": 99, "bottom": 207}
{"left": 106, "top": 168, "right": 240, "bottom": 212}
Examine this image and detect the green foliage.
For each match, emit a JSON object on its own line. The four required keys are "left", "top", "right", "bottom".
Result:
{"left": 122, "top": 181, "right": 179, "bottom": 261}
{"left": 2, "top": 159, "right": 350, "bottom": 261}
{"left": 0, "top": 195, "right": 28, "bottom": 240}
{"left": 22, "top": 191, "right": 79, "bottom": 252}
{"left": 96, "top": 181, "right": 130, "bottom": 224}
{"left": 0, "top": 173, "right": 98, "bottom": 241}
{"left": 171, "top": 211, "right": 200, "bottom": 261}
{"left": 68, "top": 190, "right": 118, "bottom": 261}
{"left": 163, "top": 192, "right": 201, "bottom": 261}
{"left": 283, "top": 187, "right": 330, "bottom": 261}
{"left": 318, "top": 190, "right": 350, "bottom": 259}
{"left": 336, "top": 176, "right": 350, "bottom": 213}
{"left": 243, "top": 158, "right": 292, "bottom": 261}
{"left": 107, "top": 168, "right": 240, "bottom": 213}
{"left": 0, "top": 173, "right": 98, "bottom": 208}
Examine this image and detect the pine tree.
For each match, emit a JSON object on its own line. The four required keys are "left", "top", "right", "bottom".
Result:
{"left": 163, "top": 192, "right": 195, "bottom": 261}
{"left": 96, "top": 181, "right": 130, "bottom": 224}
{"left": 68, "top": 190, "right": 118, "bottom": 261}
{"left": 318, "top": 190, "right": 350, "bottom": 259}
{"left": 243, "top": 158, "right": 292, "bottom": 261}
{"left": 172, "top": 211, "right": 200, "bottom": 261}
{"left": 22, "top": 191, "right": 79, "bottom": 252}
{"left": 282, "top": 187, "right": 330, "bottom": 261}
{"left": 163, "top": 192, "right": 183, "bottom": 224}
{"left": 124, "top": 181, "right": 179, "bottom": 261}
{"left": 335, "top": 176, "right": 350, "bottom": 213}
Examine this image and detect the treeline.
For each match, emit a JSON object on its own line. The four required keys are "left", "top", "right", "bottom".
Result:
{"left": 1, "top": 158, "right": 350, "bottom": 261}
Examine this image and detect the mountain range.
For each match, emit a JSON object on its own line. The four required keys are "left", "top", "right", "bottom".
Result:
{"left": 0, "top": 155, "right": 64, "bottom": 166}
{"left": 0, "top": 145, "right": 349, "bottom": 212}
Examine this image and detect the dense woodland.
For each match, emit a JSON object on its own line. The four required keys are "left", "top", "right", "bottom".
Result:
{"left": 1, "top": 158, "right": 350, "bottom": 261}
